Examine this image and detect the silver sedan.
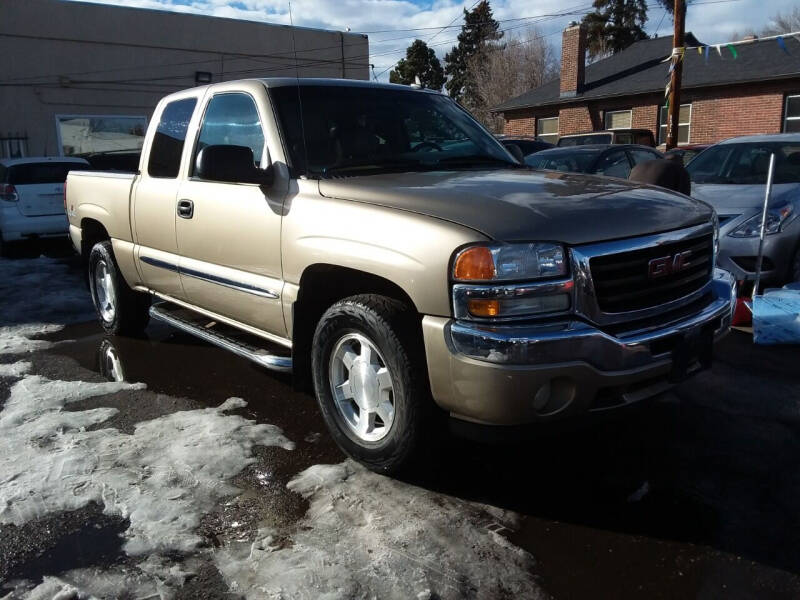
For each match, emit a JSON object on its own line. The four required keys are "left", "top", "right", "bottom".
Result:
{"left": 688, "top": 134, "right": 800, "bottom": 284}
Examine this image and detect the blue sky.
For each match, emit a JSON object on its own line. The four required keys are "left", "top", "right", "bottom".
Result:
{"left": 65, "top": 0, "right": 800, "bottom": 80}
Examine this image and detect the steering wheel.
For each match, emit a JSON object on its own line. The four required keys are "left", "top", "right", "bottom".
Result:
{"left": 412, "top": 141, "right": 443, "bottom": 153}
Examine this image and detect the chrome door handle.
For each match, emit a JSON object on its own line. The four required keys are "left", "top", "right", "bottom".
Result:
{"left": 177, "top": 199, "right": 194, "bottom": 219}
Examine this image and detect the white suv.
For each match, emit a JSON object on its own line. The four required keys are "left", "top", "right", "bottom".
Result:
{"left": 0, "top": 156, "right": 89, "bottom": 257}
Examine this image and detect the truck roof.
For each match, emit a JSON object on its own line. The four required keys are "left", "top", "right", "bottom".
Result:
{"left": 191, "top": 77, "right": 441, "bottom": 95}
{"left": 0, "top": 156, "right": 89, "bottom": 167}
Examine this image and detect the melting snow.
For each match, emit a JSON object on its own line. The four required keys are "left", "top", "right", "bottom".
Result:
{"left": 0, "top": 364, "right": 294, "bottom": 556}
{"left": 215, "top": 461, "right": 545, "bottom": 600}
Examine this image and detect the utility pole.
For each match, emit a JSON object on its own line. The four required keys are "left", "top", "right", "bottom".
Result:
{"left": 666, "top": 0, "right": 686, "bottom": 150}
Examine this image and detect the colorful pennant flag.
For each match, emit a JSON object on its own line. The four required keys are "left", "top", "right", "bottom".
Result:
{"left": 727, "top": 44, "right": 738, "bottom": 59}
{"left": 704, "top": 45, "right": 710, "bottom": 63}
{"left": 777, "top": 36, "right": 790, "bottom": 54}
{"left": 715, "top": 44, "right": 722, "bottom": 57}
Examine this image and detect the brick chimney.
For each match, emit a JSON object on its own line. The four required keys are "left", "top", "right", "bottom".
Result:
{"left": 560, "top": 22, "right": 587, "bottom": 98}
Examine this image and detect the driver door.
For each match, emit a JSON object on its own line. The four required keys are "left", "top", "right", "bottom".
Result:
{"left": 175, "top": 90, "right": 287, "bottom": 339}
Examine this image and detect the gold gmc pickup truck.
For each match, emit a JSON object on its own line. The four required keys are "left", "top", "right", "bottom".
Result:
{"left": 66, "top": 78, "right": 736, "bottom": 473}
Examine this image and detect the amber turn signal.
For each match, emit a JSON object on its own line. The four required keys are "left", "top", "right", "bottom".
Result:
{"left": 467, "top": 299, "right": 500, "bottom": 317}
{"left": 453, "top": 246, "right": 495, "bottom": 281}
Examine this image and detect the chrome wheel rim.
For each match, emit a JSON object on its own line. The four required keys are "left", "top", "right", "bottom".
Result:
{"left": 328, "top": 333, "right": 395, "bottom": 442}
{"left": 99, "top": 340, "right": 125, "bottom": 382}
{"left": 94, "top": 259, "right": 116, "bottom": 323}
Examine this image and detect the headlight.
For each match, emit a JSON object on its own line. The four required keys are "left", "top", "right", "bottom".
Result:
{"left": 728, "top": 203, "right": 796, "bottom": 238}
{"left": 453, "top": 242, "right": 567, "bottom": 282}
{"left": 452, "top": 243, "right": 571, "bottom": 321}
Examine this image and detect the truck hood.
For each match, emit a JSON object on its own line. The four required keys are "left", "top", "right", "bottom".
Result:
{"left": 318, "top": 169, "right": 712, "bottom": 245}
{"left": 691, "top": 183, "right": 799, "bottom": 213}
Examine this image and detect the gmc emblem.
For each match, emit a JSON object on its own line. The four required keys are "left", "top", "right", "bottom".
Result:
{"left": 648, "top": 250, "right": 692, "bottom": 279}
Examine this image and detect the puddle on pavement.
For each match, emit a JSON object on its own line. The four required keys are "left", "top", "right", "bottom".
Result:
{"left": 0, "top": 503, "right": 128, "bottom": 583}
{"left": 41, "top": 322, "right": 800, "bottom": 599}
{"left": 47, "top": 321, "right": 342, "bottom": 466}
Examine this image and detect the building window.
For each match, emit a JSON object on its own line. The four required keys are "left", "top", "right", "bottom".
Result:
{"left": 56, "top": 115, "right": 147, "bottom": 157}
{"left": 784, "top": 95, "right": 800, "bottom": 132}
{"left": 604, "top": 110, "right": 632, "bottom": 130}
{"left": 537, "top": 117, "right": 559, "bottom": 143}
{"left": 658, "top": 104, "right": 691, "bottom": 145}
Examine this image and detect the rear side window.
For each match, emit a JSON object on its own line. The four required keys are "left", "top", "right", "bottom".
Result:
{"left": 193, "top": 93, "right": 265, "bottom": 172}
{"left": 8, "top": 163, "right": 84, "bottom": 185}
{"left": 148, "top": 98, "right": 197, "bottom": 178}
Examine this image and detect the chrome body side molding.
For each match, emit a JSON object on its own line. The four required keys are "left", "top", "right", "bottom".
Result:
{"left": 139, "top": 255, "right": 279, "bottom": 299}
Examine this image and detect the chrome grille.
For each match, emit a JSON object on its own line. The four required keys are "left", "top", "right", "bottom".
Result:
{"left": 589, "top": 233, "right": 714, "bottom": 313}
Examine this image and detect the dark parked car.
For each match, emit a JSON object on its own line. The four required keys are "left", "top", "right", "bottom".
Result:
{"left": 495, "top": 136, "right": 554, "bottom": 157}
{"left": 526, "top": 144, "right": 663, "bottom": 179}
{"left": 664, "top": 144, "right": 709, "bottom": 166}
{"left": 556, "top": 129, "right": 656, "bottom": 147}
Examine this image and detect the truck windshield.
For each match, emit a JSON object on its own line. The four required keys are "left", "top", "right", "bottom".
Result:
{"left": 270, "top": 85, "right": 516, "bottom": 178}
{"left": 687, "top": 142, "right": 800, "bottom": 185}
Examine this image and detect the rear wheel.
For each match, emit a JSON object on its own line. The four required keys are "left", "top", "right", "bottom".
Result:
{"left": 311, "top": 294, "right": 434, "bottom": 474}
{"left": 88, "top": 240, "right": 150, "bottom": 336}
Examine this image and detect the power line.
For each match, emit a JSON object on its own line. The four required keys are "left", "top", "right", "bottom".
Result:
{"left": 373, "top": 2, "right": 594, "bottom": 80}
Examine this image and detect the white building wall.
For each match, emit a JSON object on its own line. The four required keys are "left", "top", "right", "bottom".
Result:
{"left": 0, "top": 0, "right": 370, "bottom": 157}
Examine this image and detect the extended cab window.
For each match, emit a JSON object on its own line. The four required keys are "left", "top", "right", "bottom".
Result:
{"left": 148, "top": 98, "right": 197, "bottom": 179}
{"left": 194, "top": 93, "right": 265, "bottom": 173}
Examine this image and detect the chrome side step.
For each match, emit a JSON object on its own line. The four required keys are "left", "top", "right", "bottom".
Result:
{"left": 149, "top": 302, "right": 292, "bottom": 373}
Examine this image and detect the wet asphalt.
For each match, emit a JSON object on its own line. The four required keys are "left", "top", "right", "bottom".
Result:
{"left": 3, "top": 298, "right": 800, "bottom": 598}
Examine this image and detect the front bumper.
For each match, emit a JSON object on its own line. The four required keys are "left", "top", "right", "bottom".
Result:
{"left": 717, "top": 215, "right": 800, "bottom": 282}
{"left": 423, "top": 269, "right": 735, "bottom": 426}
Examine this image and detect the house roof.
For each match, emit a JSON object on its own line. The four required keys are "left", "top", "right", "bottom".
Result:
{"left": 495, "top": 33, "right": 800, "bottom": 113}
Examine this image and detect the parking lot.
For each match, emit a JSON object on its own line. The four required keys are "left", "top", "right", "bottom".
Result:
{"left": 0, "top": 255, "right": 798, "bottom": 599}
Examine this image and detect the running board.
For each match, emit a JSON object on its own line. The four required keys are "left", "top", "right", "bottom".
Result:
{"left": 149, "top": 302, "right": 292, "bottom": 373}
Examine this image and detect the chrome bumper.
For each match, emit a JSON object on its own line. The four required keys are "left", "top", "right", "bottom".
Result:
{"left": 421, "top": 269, "right": 735, "bottom": 425}
{"left": 449, "top": 268, "right": 735, "bottom": 370}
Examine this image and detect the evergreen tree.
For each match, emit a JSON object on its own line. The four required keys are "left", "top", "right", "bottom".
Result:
{"left": 582, "top": 0, "right": 648, "bottom": 60}
{"left": 443, "top": 1, "right": 503, "bottom": 105}
{"left": 389, "top": 40, "right": 445, "bottom": 90}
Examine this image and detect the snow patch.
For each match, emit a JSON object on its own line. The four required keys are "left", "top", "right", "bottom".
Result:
{"left": 0, "top": 365, "right": 295, "bottom": 556}
{"left": 215, "top": 460, "right": 544, "bottom": 600}
{"left": 9, "top": 556, "right": 202, "bottom": 600}
{"left": 0, "top": 323, "right": 64, "bottom": 355}
{"left": 0, "top": 360, "right": 31, "bottom": 378}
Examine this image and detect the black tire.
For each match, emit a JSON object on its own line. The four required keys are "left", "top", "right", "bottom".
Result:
{"left": 88, "top": 240, "right": 150, "bottom": 336}
{"left": 311, "top": 294, "right": 434, "bottom": 474}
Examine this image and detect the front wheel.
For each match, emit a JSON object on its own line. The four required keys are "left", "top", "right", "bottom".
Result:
{"left": 88, "top": 240, "right": 150, "bottom": 336}
{"left": 311, "top": 294, "right": 433, "bottom": 474}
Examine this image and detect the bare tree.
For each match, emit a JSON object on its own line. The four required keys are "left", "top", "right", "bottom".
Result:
{"left": 760, "top": 7, "right": 800, "bottom": 36}
{"left": 465, "top": 28, "right": 557, "bottom": 132}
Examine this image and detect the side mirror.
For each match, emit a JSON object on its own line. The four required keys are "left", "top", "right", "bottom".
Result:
{"left": 504, "top": 143, "right": 525, "bottom": 164}
{"left": 195, "top": 145, "right": 274, "bottom": 186}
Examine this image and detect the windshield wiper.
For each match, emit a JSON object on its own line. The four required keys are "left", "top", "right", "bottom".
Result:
{"left": 433, "top": 155, "right": 519, "bottom": 168}
{"left": 318, "top": 158, "right": 425, "bottom": 177}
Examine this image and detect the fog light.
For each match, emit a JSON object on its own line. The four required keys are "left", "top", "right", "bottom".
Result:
{"left": 467, "top": 294, "right": 570, "bottom": 319}
{"left": 467, "top": 298, "right": 500, "bottom": 317}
